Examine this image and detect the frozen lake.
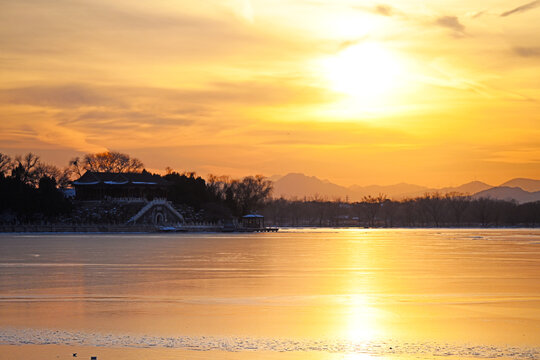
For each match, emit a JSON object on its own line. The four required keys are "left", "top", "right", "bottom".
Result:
{"left": 0, "top": 229, "right": 539, "bottom": 359}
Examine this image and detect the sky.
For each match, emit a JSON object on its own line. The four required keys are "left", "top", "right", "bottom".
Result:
{"left": 1, "top": 0, "right": 539, "bottom": 187}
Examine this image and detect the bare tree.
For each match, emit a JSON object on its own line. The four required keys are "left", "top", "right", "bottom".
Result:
{"left": 381, "top": 199, "right": 397, "bottom": 227}
{"left": 183, "top": 171, "right": 197, "bottom": 178}
{"left": 34, "top": 163, "right": 72, "bottom": 189}
{"left": 362, "top": 193, "right": 387, "bottom": 227}
{"left": 473, "top": 198, "right": 492, "bottom": 227}
{"left": 13, "top": 152, "right": 41, "bottom": 185}
{"left": 34, "top": 163, "right": 62, "bottom": 182}
{"left": 232, "top": 175, "right": 273, "bottom": 215}
{"left": 67, "top": 157, "right": 84, "bottom": 178}
{"left": 445, "top": 192, "right": 469, "bottom": 226}
{"left": 208, "top": 175, "right": 273, "bottom": 215}
{"left": 127, "top": 157, "right": 144, "bottom": 172}
{"left": 82, "top": 151, "right": 144, "bottom": 173}
{"left": 207, "top": 174, "right": 232, "bottom": 201}
{"left": 421, "top": 192, "right": 446, "bottom": 227}
{"left": 0, "top": 152, "right": 13, "bottom": 176}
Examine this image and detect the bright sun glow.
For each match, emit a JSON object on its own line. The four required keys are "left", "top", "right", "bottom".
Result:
{"left": 321, "top": 42, "right": 403, "bottom": 101}
{"left": 343, "top": 294, "right": 379, "bottom": 342}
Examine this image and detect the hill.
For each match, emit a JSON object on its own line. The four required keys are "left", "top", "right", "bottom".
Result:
{"left": 499, "top": 178, "right": 540, "bottom": 192}
{"left": 272, "top": 173, "right": 352, "bottom": 200}
{"left": 438, "top": 181, "right": 493, "bottom": 195}
{"left": 472, "top": 186, "right": 540, "bottom": 204}
{"left": 270, "top": 173, "right": 540, "bottom": 203}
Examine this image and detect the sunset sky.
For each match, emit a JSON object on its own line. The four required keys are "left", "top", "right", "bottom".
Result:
{"left": 1, "top": 0, "right": 539, "bottom": 187}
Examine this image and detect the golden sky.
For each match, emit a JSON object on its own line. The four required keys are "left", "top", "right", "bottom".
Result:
{"left": 1, "top": 0, "right": 539, "bottom": 186}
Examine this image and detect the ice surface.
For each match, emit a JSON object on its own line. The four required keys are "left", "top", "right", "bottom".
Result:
{"left": 0, "top": 328, "right": 538, "bottom": 359}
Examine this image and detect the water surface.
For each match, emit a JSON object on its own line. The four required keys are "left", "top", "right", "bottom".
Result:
{"left": 1, "top": 229, "right": 539, "bottom": 359}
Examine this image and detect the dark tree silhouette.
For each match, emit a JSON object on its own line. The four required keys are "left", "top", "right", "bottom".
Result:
{"left": 0, "top": 153, "right": 13, "bottom": 176}
{"left": 362, "top": 194, "right": 386, "bottom": 227}
{"left": 13, "top": 152, "right": 40, "bottom": 186}
{"left": 164, "top": 171, "right": 209, "bottom": 209}
{"left": 206, "top": 174, "right": 272, "bottom": 216}
{"left": 79, "top": 151, "right": 144, "bottom": 173}
{"left": 445, "top": 192, "right": 469, "bottom": 226}
{"left": 422, "top": 192, "right": 445, "bottom": 227}
{"left": 232, "top": 175, "right": 273, "bottom": 215}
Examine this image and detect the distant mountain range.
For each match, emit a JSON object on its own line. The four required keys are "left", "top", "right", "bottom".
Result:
{"left": 472, "top": 186, "right": 540, "bottom": 204}
{"left": 270, "top": 173, "right": 540, "bottom": 204}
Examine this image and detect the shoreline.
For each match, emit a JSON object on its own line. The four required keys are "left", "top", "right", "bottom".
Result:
{"left": 0, "top": 224, "right": 223, "bottom": 233}
{"left": 0, "top": 225, "right": 538, "bottom": 234}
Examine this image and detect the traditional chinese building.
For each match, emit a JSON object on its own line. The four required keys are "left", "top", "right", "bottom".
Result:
{"left": 73, "top": 171, "right": 168, "bottom": 201}
{"left": 242, "top": 214, "right": 265, "bottom": 229}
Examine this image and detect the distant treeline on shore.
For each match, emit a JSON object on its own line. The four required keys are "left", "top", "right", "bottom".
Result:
{"left": 261, "top": 195, "right": 540, "bottom": 228}
{"left": 1, "top": 151, "right": 539, "bottom": 227}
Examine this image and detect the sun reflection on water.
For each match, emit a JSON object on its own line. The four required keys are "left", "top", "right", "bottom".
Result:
{"left": 342, "top": 294, "right": 379, "bottom": 342}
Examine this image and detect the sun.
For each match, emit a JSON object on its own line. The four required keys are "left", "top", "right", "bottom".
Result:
{"left": 320, "top": 42, "right": 403, "bottom": 101}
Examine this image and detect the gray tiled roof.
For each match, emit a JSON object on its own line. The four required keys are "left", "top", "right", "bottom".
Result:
{"left": 73, "top": 171, "right": 167, "bottom": 186}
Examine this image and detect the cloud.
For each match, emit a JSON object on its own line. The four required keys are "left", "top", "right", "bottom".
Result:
{"left": 435, "top": 16, "right": 465, "bottom": 34}
{"left": 0, "top": 79, "right": 339, "bottom": 153}
{"left": 465, "top": 10, "right": 487, "bottom": 19}
{"left": 414, "top": 58, "right": 532, "bottom": 101}
{"left": 0, "top": 85, "right": 124, "bottom": 108}
{"left": 373, "top": 4, "right": 394, "bottom": 16}
{"left": 336, "top": 36, "right": 369, "bottom": 51}
{"left": 69, "top": 111, "right": 194, "bottom": 130}
{"left": 0, "top": 0, "right": 315, "bottom": 66}
{"left": 351, "top": 5, "right": 470, "bottom": 38}
{"left": 0, "top": 80, "right": 337, "bottom": 111}
{"left": 513, "top": 46, "right": 540, "bottom": 57}
{"left": 484, "top": 144, "right": 540, "bottom": 164}
{"left": 34, "top": 122, "right": 107, "bottom": 153}
{"left": 0, "top": 108, "right": 107, "bottom": 153}
{"left": 501, "top": 0, "right": 540, "bottom": 16}
{"left": 352, "top": 3, "right": 401, "bottom": 17}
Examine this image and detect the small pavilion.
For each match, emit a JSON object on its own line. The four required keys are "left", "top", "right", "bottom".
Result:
{"left": 242, "top": 214, "right": 264, "bottom": 229}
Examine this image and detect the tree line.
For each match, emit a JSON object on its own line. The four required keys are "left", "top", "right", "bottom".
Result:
{"left": 0, "top": 151, "right": 272, "bottom": 222}
{"left": 1, "top": 150, "right": 539, "bottom": 226}
{"left": 0, "top": 151, "right": 145, "bottom": 188}
{"left": 261, "top": 194, "right": 540, "bottom": 227}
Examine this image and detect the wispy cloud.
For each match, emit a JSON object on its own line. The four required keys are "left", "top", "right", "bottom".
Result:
{"left": 0, "top": 79, "right": 339, "bottom": 153}
{"left": 435, "top": 16, "right": 466, "bottom": 35}
{"left": 0, "top": 85, "right": 124, "bottom": 108}
{"left": 373, "top": 4, "right": 395, "bottom": 17}
{"left": 501, "top": 0, "right": 540, "bottom": 16}
{"left": 513, "top": 46, "right": 540, "bottom": 57}
{"left": 485, "top": 146, "right": 540, "bottom": 164}
{"left": 352, "top": 3, "right": 403, "bottom": 18}
{"left": 465, "top": 10, "right": 487, "bottom": 18}
{"left": 414, "top": 59, "right": 532, "bottom": 101}
{"left": 336, "top": 36, "right": 369, "bottom": 51}
{"left": 0, "top": 80, "right": 336, "bottom": 110}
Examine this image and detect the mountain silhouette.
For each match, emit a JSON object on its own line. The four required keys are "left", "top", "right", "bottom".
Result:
{"left": 272, "top": 173, "right": 351, "bottom": 200}
{"left": 473, "top": 186, "right": 540, "bottom": 204}
{"left": 499, "top": 178, "right": 540, "bottom": 192}
{"left": 271, "top": 173, "right": 539, "bottom": 203}
{"left": 438, "top": 181, "right": 493, "bottom": 195}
